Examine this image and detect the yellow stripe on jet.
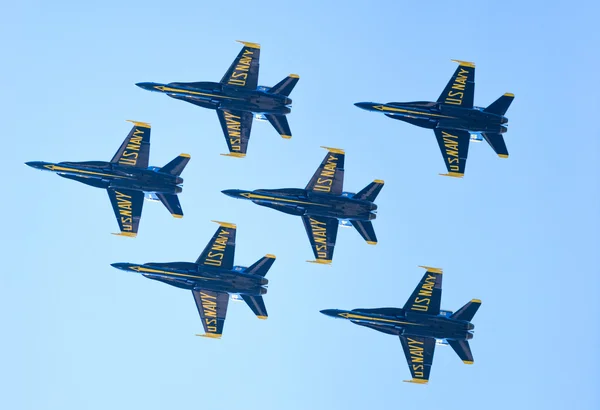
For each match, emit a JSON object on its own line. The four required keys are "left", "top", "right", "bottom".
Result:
{"left": 373, "top": 105, "right": 455, "bottom": 119}
{"left": 240, "top": 192, "right": 330, "bottom": 207}
{"left": 340, "top": 312, "right": 423, "bottom": 326}
{"left": 43, "top": 164, "right": 128, "bottom": 179}
{"left": 129, "top": 265, "right": 218, "bottom": 281}
{"left": 154, "top": 86, "right": 245, "bottom": 101}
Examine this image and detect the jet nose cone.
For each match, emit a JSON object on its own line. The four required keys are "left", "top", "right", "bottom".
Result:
{"left": 25, "top": 161, "right": 44, "bottom": 169}
{"left": 222, "top": 189, "right": 245, "bottom": 199}
{"left": 111, "top": 263, "right": 131, "bottom": 271}
{"left": 136, "top": 82, "right": 159, "bottom": 91}
{"left": 320, "top": 309, "right": 340, "bottom": 318}
{"left": 354, "top": 102, "right": 376, "bottom": 111}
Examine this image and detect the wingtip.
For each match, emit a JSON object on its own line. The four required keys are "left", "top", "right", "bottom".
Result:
{"left": 265, "top": 254, "right": 276, "bottom": 259}
{"left": 179, "top": 153, "right": 191, "bottom": 158}
{"left": 196, "top": 333, "right": 222, "bottom": 339}
{"left": 307, "top": 259, "right": 333, "bottom": 265}
{"left": 171, "top": 214, "right": 183, "bottom": 219}
{"left": 498, "top": 154, "right": 509, "bottom": 159}
{"left": 504, "top": 92, "right": 515, "bottom": 98}
{"left": 112, "top": 232, "right": 137, "bottom": 238}
{"left": 289, "top": 74, "right": 300, "bottom": 79}
{"left": 236, "top": 40, "right": 260, "bottom": 49}
{"left": 463, "top": 360, "right": 474, "bottom": 365}
{"left": 280, "top": 134, "right": 292, "bottom": 139}
{"left": 471, "top": 299, "right": 482, "bottom": 304}
{"left": 366, "top": 241, "right": 377, "bottom": 245}
{"left": 418, "top": 265, "right": 443, "bottom": 274}
{"left": 403, "top": 378, "right": 428, "bottom": 384}
{"left": 439, "top": 172, "right": 464, "bottom": 178}
{"left": 374, "top": 179, "right": 384, "bottom": 184}
{"left": 256, "top": 315, "right": 268, "bottom": 320}
{"left": 320, "top": 146, "right": 345, "bottom": 154}
{"left": 451, "top": 59, "right": 475, "bottom": 68}
{"left": 126, "top": 120, "right": 151, "bottom": 128}
{"left": 221, "top": 152, "right": 246, "bottom": 158}
{"left": 211, "top": 220, "right": 236, "bottom": 229}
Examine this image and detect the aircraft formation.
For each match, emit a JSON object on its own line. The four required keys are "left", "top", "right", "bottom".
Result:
{"left": 27, "top": 40, "right": 514, "bottom": 384}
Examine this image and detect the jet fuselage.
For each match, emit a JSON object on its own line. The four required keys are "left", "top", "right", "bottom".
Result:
{"left": 26, "top": 161, "right": 183, "bottom": 194}
{"left": 222, "top": 188, "right": 377, "bottom": 221}
{"left": 137, "top": 82, "right": 292, "bottom": 115}
{"left": 355, "top": 101, "right": 508, "bottom": 134}
{"left": 321, "top": 308, "right": 474, "bottom": 341}
{"left": 111, "top": 262, "right": 268, "bottom": 296}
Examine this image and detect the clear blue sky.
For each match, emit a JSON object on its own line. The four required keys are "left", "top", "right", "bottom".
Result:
{"left": 2, "top": 1, "right": 599, "bottom": 409}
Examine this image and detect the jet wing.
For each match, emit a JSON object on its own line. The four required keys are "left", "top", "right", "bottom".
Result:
{"left": 195, "top": 221, "right": 236, "bottom": 270}
{"left": 217, "top": 109, "right": 253, "bottom": 157}
{"left": 107, "top": 188, "right": 144, "bottom": 237}
{"left": 111, "top": 120, "right": 151, "bottom": 168}
{"left": 192, "top": 289, "right": 229, "bottom": 338}
{"left": 306, "top": 147, "right": 345, "bottom": 195}
{"left": 433, "top": 128, "right": 471, "bottom": 177}
{"left": 402, "top": 266, "right": 443, "bottom": 315}
{"left": 400, "top": 335, "right": 436, "bottom": 384}
{"left": 437, "top": 60, "right": 475, "bottom": 108}
{"left": 302, "top": 216, "right": 339, "bottom": 264}
{"left": 220, "top": 40, "right": 260, "bottom": 90}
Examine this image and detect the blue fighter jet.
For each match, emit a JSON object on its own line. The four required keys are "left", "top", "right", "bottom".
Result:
{"left": 112, "top": 221, "right": 274, "bottom": 338}
{"left": 223, "top": 147, "right": 384, "bottom": 264}
{"left": 26, "top": 121, "right": 189, "bottom": 237}
{"left": 321, "top": 266, "right": 480, "bottom": 384}
{"left": 137, "top": 40, "right": 299, "bottom": 158}
{"left": 356, "top": 60, "right": 514, "bottom": 177}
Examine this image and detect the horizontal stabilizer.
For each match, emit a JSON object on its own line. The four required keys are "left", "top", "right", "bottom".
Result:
{"left": 156, "top": 193, "right": 183, "bottom": 218}
{"left": 482, "top": 133, "right": 509, "bottom": 158}
{"left": 354, "top": 180, "right": 384, "bottom": 202}
{"left": 447, "top": 339, "right": 474, "bottom": 364}
{"left": 484, "top": 93, "right": 514, "bottom": 116}
{"left": 268, "top": 74, "right": 299, "bottom": 96}
{"left": 265, "top": 114, "right": 292, "bottom": 139}
{"left": 241, "top": 295, "right": 268, "bottom": 319}
{"left": 450, "top": 299, "right": 481, "bottom": 322}
{"left": 247, "top": 254, "right": 276, "bottom": 277}
{"left": 351, "top": 220, "right": 377, "bottom": 245}
{"left": 161, "top": 154, "right": 190, "bottom": 176}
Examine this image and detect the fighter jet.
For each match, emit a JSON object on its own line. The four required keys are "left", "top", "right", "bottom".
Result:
{"left": 321, "top": 266, "right": 480, "bottom": 384}
{"left": 355, "top": 60, "right": 514, "bottom": 177}
{"left": 26, "top": 120, "right": 189, "bottom": 237}
{"left": 222, "top": 147, "right": 384, "bottom": 264}
{"left": 111, "top": 221, "right": 274, "bottom": 338}
{"left": 136, "top": 40, "right": 299, "bottom": 158}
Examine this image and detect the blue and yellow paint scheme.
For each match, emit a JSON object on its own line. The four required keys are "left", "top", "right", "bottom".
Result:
{"left": 321, "top": 266, "right": 480, "bottom": 384}
{"left": 355, "top": 60, "right": 514, "bottom": 177}
{"left": 222, "top": 147, "right": 384, "bottom": 264}
{"left": 111, "top": 221, "right": 274, "bottom": 338}
{"left": 26, "top": 120, "right": 190, "bottom": 237}
{"left": 136, "top": 40, "right": 299, "bottom": 157}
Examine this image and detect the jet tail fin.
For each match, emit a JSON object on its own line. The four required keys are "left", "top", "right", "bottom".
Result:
{"left": 484, "top": 93, "right": 514, "bottom": 116}
{"left": 161, "top": 154, "right": 191, "bottom": 176}
{"left": 241, "top": 295, "right": 268, "bottom": 319}
{"left": 247, "top": 254, "right": 276, "bottom": 277}
{"left": 450, "top": 299, "right": 481, "bottom": 322}
{"left": 265, "top": 114, "right": 292, "bottom": 139}
{"left": 354, "top": 180, "right": 384, "bottom": 202}
{"left": 447, "top": 339, "right": 475, "bottom": 364}
{"left": 268, "top": 74, "right": 299, "bottom": 96}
